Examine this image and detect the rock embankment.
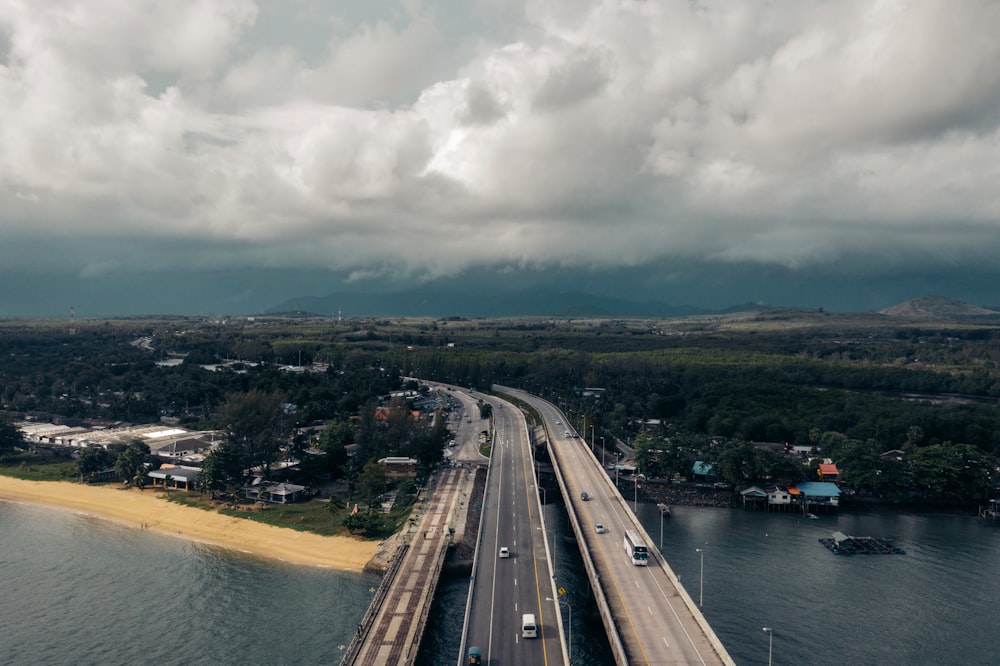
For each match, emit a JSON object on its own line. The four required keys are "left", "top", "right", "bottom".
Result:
{"left": 638, "top": 481, "right": 735, "bottom": 509}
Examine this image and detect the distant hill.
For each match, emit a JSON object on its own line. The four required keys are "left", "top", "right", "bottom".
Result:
{"left": 878, "top": 295, "right": 1000, "bottom": 318}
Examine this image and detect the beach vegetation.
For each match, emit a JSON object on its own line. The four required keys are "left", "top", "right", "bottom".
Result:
{"left": 0, "top": 417, "right": 26, "bottom": 455}
{"left": 357, "top": 462, "right": 388, "bottom": 509}
{"left": 0, "top": 454, "right": 77, "bottom": 481}
{"left": 113, "top": 440, "right": 150, "bottom": 485}
{"left": 216, "top": 389, "right": 292, "bottom": 480}
{"left": 77, "top": 446, "right": 114, "bottom": 481}
{"left": 343, "top": 511, "right": 389, "bottom": 536}
{"left": 197, "top": 440, "right": 246, "bottom": 497}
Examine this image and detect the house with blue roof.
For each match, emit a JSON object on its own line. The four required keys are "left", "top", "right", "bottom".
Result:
{"left": 692, "top": 461, "right": 714, "bottom": 480}
{"left": 793, "top": 481, "right": 841, "bottom": 512}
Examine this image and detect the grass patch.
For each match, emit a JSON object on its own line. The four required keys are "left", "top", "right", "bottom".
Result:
{"left": 163, "top": 490, "right": 415, "bottom": 539}
{"left": 0, "top": 454, "right": 80, "bottom": 482}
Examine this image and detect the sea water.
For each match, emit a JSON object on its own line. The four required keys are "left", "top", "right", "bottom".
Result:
{"left": 634, "top": 502, "right": 1000, "bottom": 666}
{"left": 420, "top": 500, "right": 1000, "bottom": 666}
{"left": 0, "top": 501, "right": 378, "bottom": 666}
{"left": 6, "top": 498, "right": 1000, "bottom": 665}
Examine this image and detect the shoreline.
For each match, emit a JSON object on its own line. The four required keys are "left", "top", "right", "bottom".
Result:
{"left": 0, "top": 475, "right": 379, "bottom": 572}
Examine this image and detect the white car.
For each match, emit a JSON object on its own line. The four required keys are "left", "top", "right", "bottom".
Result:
{"left": 595, "top": 523, "right": 606, "bottom": 534}
{"left": 499, "top": 546, "right": 510, "bottom": 558}
{"left": 555, "top": 420, "right": 561, "bottom": 425}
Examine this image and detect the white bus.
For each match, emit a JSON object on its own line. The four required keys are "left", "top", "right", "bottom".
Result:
{"left": 624, "top": 529, "right": 649, "bottom": 566}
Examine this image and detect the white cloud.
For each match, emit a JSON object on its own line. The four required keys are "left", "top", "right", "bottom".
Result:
{"left": 0, "top": 0, "right": 998, "bottom": 287}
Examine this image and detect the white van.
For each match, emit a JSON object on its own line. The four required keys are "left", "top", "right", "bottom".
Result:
{"left": 521, "top": 613, "right": 537, "bottom": 638}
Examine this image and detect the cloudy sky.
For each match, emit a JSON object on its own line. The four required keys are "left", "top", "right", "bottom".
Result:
{"left": 2, "top": 0, "right": 999, "bottom": 317}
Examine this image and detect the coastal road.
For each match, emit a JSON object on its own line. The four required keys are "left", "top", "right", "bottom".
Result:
{"left": 500, "top": 386, "right": 733, "bottom": 666}
{"left": 462, "top": 394, "right": 565, "bottom": 665}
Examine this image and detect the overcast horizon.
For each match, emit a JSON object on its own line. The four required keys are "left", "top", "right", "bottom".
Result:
{"left": 2, "top": 1, "right": 999, "bottom": 318}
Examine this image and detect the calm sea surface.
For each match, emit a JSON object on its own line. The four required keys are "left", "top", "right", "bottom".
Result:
{"left": 0, "top": 500, "right": 378, "bottom": 666}
{"left": 5, "top": 498, "right": 999, "bottom": 665}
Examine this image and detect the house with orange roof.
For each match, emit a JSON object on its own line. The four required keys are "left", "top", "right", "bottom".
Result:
{"left": 818, "top": 462, "right": 840, "bottom": 483}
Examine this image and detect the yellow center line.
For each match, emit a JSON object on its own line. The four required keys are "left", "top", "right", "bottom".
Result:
{"left": 516, "top": 413, "right": 551, "bottom": 664}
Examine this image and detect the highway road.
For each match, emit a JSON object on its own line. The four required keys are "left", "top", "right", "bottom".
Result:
{"left": 461, "top": 394, "right": 566, "bottom": 666}
{"left": 500, "top": 386, "right": 732, "bottom": 666}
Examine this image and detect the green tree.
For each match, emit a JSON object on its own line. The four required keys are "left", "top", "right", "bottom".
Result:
{"left": 216, "top": 389, "right": 291, "bottom": 479}
{"left": 77, "top": 446, "right": 114, "bottom": 481}
{"left": 357, "top": 461, "right": 388, "bottom": 509}
{"left": 911, "top": 443, "right": 995, "bottom": 501}
{"left": 0, "top": 418, "right": 25, "bottom": 455}
{"left": 633, "top": 433, "right": 690, "bottom": 479}
{"left": 114, "top": 440, "right": 150, "bottom": 483}
{"left": 198, "top": 440, "right": 246, "bottom": 496}
{"left": 830, "top": 439, "right": 883, "bottom": 492}
{"left": 766, "top": 452, "right": 809, "bottom": 486}
{"left": 412, "top": 411, "right": 450, "bottom": 471}
{"left": 343, "top": 511, "right": 386, "bottom": 535}
{"left": 708, "top": 440, "right": 767, "bottom": 488}
{"left": 318, "top": 420, "right": 353, "bottom": 479}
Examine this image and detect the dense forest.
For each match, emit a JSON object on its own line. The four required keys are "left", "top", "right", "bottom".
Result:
{"left": 1, "top": 310, "right": 999, "bottom": 504}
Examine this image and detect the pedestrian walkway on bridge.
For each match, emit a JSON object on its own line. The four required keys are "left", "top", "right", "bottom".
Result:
{"left": 342, "top": 466, "right": 473, "bottom": 666}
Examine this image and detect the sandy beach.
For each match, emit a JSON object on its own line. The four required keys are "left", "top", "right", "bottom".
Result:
{"left": 0, "top": 476, "right": 379, "bottom": 572}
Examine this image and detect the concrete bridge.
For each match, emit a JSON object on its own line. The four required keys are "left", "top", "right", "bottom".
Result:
{"left": 345, "top": 384, "right": 733, "bottom": 665}
{"left": 499, "top": 385, "right": 736, "bottom": 666}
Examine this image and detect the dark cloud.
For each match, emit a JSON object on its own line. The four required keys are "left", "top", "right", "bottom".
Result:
{"left": 0, "top": 1, "right": 998, "bottom": 317}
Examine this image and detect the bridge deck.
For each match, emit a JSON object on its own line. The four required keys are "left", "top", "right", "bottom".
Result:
{"left": 344, "top": 467, "right": 470, "bottom": 666}
{"left": 500, "top": 386, "right": 735, "bottom": 666}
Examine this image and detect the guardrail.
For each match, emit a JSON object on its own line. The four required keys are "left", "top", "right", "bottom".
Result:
{"left": 340, "top": 541, "right": 410, "bottom": 665}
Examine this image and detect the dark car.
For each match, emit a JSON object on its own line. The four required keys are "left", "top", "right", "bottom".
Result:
{"left": 581, "top": 492, "right": 590, "bottom": 501}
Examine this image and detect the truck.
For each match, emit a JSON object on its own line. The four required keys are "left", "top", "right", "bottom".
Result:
{"left": 521, "top": 613, "right": 537, "bottom": 638}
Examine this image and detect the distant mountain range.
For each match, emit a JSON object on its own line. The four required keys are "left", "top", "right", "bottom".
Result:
{"left": 267, "top": 288, "right": 707, "bottom": 318}
{"left": 267, "top": 288, "right": 1000, "bottom": 320}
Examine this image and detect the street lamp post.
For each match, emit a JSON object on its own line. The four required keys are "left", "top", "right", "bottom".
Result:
{"left": 615, "top": 453, "right": 620, "bottom": 487}
{"left": 657, "top": 503, "right": 668, "bottom": 553}
{"left": 763, "top": 627, "right": 773, "bottom": 666}
{"left": 601, "top": 436, "right": 606, "bottom": 467}
{"left": 590, "top": 425, "right": 595, "bottom": 453}
{"left": 695, "top": 548, "right": 704, "bottom": 608}
{"left": 547, "top": 597, "right": 572, "bottom": 663}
